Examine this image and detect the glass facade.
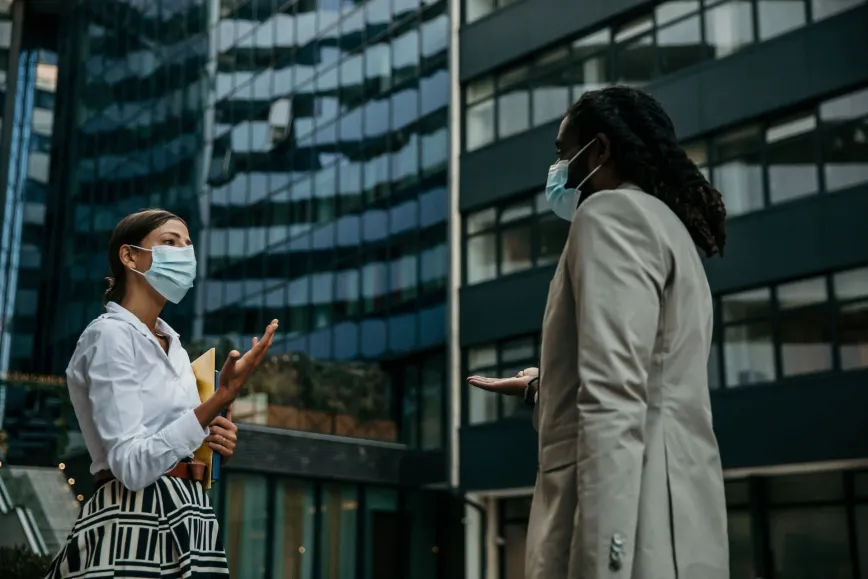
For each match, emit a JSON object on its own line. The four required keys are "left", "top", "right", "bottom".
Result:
{"left": 219, "top": 471, "right": 452, "bottom": 579}
{"left": 462, "top": 0, "right": 868, "bottom": 151}
{"left": 713, "top": 264, "right": 868, "bottom": 389}
{"left": 0, "top": 6, "right": 65, "bottom": 466}
{"left": 492, "top": 470, "right": 868, "bottom": 579}
{"left": 31, "top": 0, "right": 450, "bottom": 450}
{"left": 463, "top": 83, "right": 868, "bottom": 286}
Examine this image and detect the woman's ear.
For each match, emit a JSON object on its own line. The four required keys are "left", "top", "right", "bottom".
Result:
{"left": 119, "top": 245, "right": 136, "bottom": 270}
{"left": 595, "top": 133, "right": 611, "bottom": 166}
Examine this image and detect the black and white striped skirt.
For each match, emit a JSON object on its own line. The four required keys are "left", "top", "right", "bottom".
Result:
{"left": 45, "top": 475, "right": 229, "bottom": 578}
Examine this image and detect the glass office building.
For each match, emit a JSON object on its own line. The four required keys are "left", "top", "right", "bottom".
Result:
{"left": 0, "top": 0, "right": 462, "bottom": 576}
{"left": 454, "top": 0, "right": 868, "bottom": 577}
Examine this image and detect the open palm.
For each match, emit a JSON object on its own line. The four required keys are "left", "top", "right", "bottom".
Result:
{"left": 467, "top": 367, "right": 538, "bottom": 397}
{"left": 219, "top": 319, "right": 279, "bottom": 397}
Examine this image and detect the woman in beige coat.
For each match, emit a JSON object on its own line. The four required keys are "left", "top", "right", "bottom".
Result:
{"left": 469, "top": 86, "right": 730, "bottom": 579}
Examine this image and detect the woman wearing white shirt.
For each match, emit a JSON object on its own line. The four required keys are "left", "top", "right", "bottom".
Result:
{"left": 46, "top": 209, "right": 278, "bottom": 579}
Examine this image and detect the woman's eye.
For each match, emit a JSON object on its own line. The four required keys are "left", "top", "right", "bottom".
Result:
{"left": 164, "top": 239, "right": 175, "bottom": 245}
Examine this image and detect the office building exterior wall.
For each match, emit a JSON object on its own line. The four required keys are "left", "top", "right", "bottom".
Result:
{"left": 455, "top": 0, "right": 868, "bottom": 577}
{"left": 0, "top": 0, "right": 462, "bottom": 571}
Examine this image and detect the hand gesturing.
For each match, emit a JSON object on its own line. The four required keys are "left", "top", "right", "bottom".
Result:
{"left": 218, "top": 319, "right": 278, "bottom": 399}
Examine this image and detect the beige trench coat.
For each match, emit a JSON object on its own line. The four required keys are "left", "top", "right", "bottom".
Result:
{"left": 526, "top": 185, "right": 729, "bottom": 579}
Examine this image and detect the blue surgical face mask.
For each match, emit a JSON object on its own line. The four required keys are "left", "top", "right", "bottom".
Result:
{"left": 130, "top": 245, "right": 197, "bottom": 304}
{"left": 545, "top": 138, "right": 601, "bottom": 221}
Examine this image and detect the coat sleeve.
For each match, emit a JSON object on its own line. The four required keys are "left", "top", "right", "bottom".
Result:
{"left": 565, "top": 191, "right": 669, "bottom": 576}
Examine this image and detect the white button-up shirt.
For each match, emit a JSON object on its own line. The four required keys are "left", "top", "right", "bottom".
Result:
{"left": 66, "top": 302, "right": 208, "bottom": 491}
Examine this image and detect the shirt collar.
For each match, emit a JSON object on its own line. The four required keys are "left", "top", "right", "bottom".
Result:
{"left": 104, "top": 301, "right": 180, "bottom": 339}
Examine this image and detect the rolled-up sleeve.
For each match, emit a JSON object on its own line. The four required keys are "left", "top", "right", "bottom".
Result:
{"left": 565, "top": 191, "right": 668, "bottom": 576}
{"left": 84, "top": 326, "right": 207, "bottom": 491}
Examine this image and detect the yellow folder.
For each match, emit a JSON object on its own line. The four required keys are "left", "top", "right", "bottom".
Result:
{"left": 191, "top": 348, "right": 217, "bottom": 489}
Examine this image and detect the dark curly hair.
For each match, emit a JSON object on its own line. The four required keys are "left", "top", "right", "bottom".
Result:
{"left": 566, "top": 86, "right": 726, "bottom": 257}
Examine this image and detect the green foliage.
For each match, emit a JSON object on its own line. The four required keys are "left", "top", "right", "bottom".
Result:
{"left": 183, "top": 336, "right": 391, "bottom": 424}
{"left": 0, "top": 544, "right": 53, "bottom": 579}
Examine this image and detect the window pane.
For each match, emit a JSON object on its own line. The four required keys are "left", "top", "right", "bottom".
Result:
{"left": 704, "top": 0, "right": 754, "bottom": 58}
{"left": 837, "top": 300, "right": 868, "bottom": 370}
{"left": 708, "top": 339, "right": 721, "bottom": 389}
{"left": 467, "top": 208, "right": 496, "bottom": 234}
{"left": 224, "top": 474, "right": 269, "bottom": 579}
{"left": 724, "top": 322, "right": 775, "bottom": 386}
{"left": 834, "top": 266, "right": 868, "bottom": 300}
{"left": 503, "top": 520, "right": 528, "bottom": 579}
{"left": 501, "top": 336, "right": 535, "bottom": 364}
{"left": 500, "top": 224, "right": 532, "bottom": 275}
{"left": 757, "top": 0, "right": 806, "bottom": 41}
{"left": 466, "top": 77, "right": 494, "bottom": 104}
{"left": 811, "top": 0, "right": 864, "bottom": 20}
{"left": 320, "top": 484, "right": 358, "bottom": 579}
{"left": 616, "top": 34, "right": 654, "bottom": 87}
{"left": 465, "top": 0, "right": 495, "bottom": 23}
{"left": 713, "top": 126, "right": 764, "bottom": 216}
{"left": 657, "top": 16, "right": 703, "bottom": 76}
{"left": 500, "top": 201, "right": 533, "bottom": 224}
{"left": 726, "top": 480, "right": 751, "bottom": 507}
{"left": 766, "top": 114, "right": 819, "bottom": 205}
{"left": 498, "top": 90, "right": 530, "bottom": 139}
{"left": 469, "top": 382, "right": 499, "bottom": 424}
{"left": 857, "top": 505, "right": 868, "bottom": 579}
{"left": 780, "top": 310, "right": 832, "bottom": 377}
{"left": 468, "top": 345, "right": 497, "bottom": 371}
{"left": 656, "top": 0, "right": 701, "bottom": 25}
{"left": 568, "top": 54, "right": 613, "bottom": 101}
{"left": 728, "top": 511, "right": 757, "bottom": 579}
{"left": 364, "top": 488, "right": 399, "bottom": 578}
{"left": 466, "top": 99, "right": 494, "bottom": 151}
{"left": 532, "top": 49, "right": 571, "bottom": 127}
{"left": 769, "top": 507, "right": 853, "bottom": 579}
{"left": 421, "top": 360, "right": 443, "bottom": 449}
{"left": 767, "top": 472, "right": 845, "bottom": 504}
{"left": 537, "top": 213, "right": 570, "bottom": 266}
{"left": 272, "top": 479, "right": 316, "bottom": 579}
{"left": 683, "top": 140, "right": 708, "bottom": 166}
{"left": 855, "top": 471, "right": 868, "bottom": 497}
{"left": 820, "top": 87, "right": 868, "bottom": 192}
{"left": 777, "top": 277, "right": 827, "bottom": 308}
{"left": 467, "top": 233, "right": 496, "bottom": 284}
{"left": 721, "top": 287, "right": 772, "bottom": 322}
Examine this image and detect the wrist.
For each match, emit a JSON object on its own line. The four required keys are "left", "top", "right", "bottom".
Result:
{"left": 215, "top": 385, "right": 236, "bottom": 407}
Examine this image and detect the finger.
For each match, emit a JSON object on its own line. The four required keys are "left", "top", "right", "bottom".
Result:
{"left": 252, "top": 322, "right": 278, "bottom": 365}
{"left": 205, "top": 434, "right": 236, "bottom": 449}
{"left": 221, "top": 350, "right": 241, "bottom": 376}
{"left": 209, "top": 416, "right": 233, "bottom": 430}
{"left": 207, "top": 442, "right": 233, "bottom": 457}
{"left": 208, "top": 426, "right": 237, "bottom": 442}
{"left": 252, "top": 336, "right": 258, "bottom": 348}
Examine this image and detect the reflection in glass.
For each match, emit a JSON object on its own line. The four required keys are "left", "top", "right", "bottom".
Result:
{"left": 657, "top": 15, "right": 703, "bottom": 77}
{"left": 421, "top": 360, "right": 443, "bottom": 449}
{"left": 467, "top": 233, "right": 497, "bottom": 284}
{"left": 777, "top": 277, "right": 827, "bottom": 309}
{"left": 779, "top": 310, "right": 832, "bottom": 377}
{"left": 704, "top": 0, "right": 754, "bottom": 58}
{"left": 769, "top": 507, "right": 853, "bottom": 579}
{"left": 616, "top": 34, "right": 654, "bottom": 87}
{"left": 531, "top": 49, "right": 571, "bottom": 127}
{"left": 466, "top": 0, "right": 496, "bottom": 23}
{"left": 757, "top": 0, "right": 806, "bottom": 41}
{"left": 272, "top": 479, "right": 316, "bottom": 579}
{"left": 721, "top": 287, "right": 772, "bottom": 322}
{"left": 497, "top": 66, "right": 530, "bottom": 139}
{"left": 225, "top": 474, "right": 269, "bottom": 579}
{"left": 820, "top": 87, "right": 868, "bottom": 192}
{"left": 364, "top": 488, "right": 400, "bottom": 579}
{"left": 728, "top": 511, "right": 756, "bottom": 579}
{"left": 724, "top": 322, "right": 775, "bottom": 386}
{"left": 466, "top": 98, "right": 495, "bottom": 151}
{"left": 766, "top": 115, "right": 819, "bottom": 205}
{"left": 833, "top": 266, "right": 868, "bottom": 300}
{"left": 500, "top": 224, "right": 532, "bottom": 275}
{"left": 713, "top": 126, "right": 764, "bottom": 216}
{"left": 837, "top": 301, "right": 868, "bottom": 370}
{"left": 811, "top": 0, "right": 864, "bottom": 20}
{"left": 320, "top": 484, "right": 358, "bottom": 579}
